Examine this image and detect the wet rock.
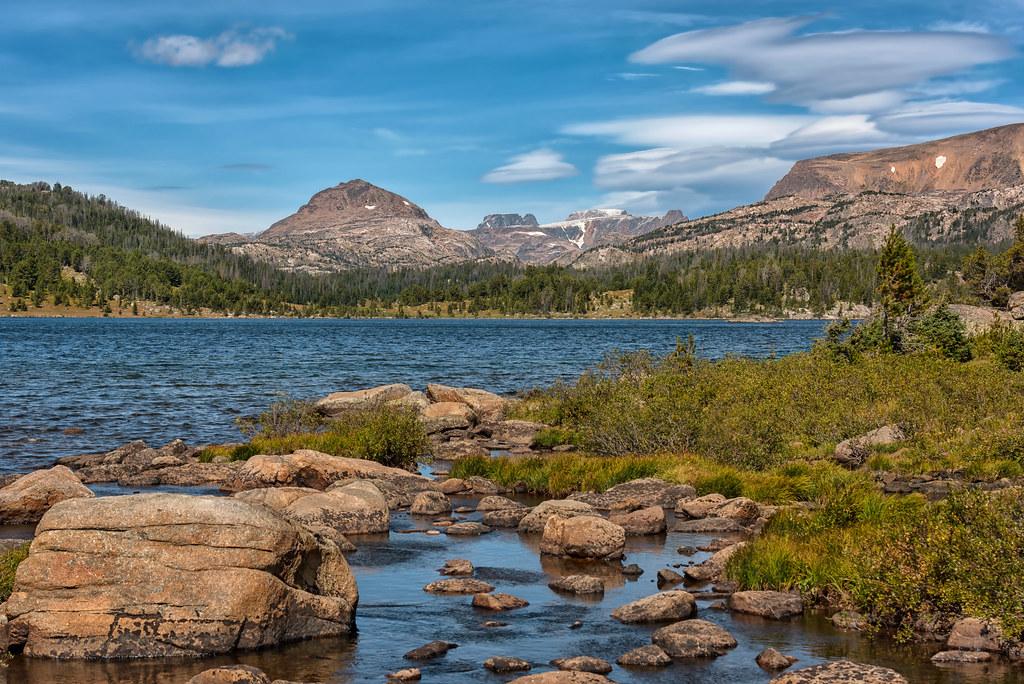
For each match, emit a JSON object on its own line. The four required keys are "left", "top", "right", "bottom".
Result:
{"left": 656, "top": 568, "right": 685, "bottom": 587}
{"left": 552, "top": 656, "right": 613, "bottom": 674}
{"left": 757, "top": 647, "right": 798, "bottom": 671}
{"left": 621, "top": 563, "right": 644, "bottom": 577}
{"left": 483, "top": 507, "right": 531, "bottom": 527}
{"left": 5, "top": 493, "right": 357, "bottom": 658}
{"left": 674, "top": 517, "right": 748, "bottom": 534}
{"left": 946, "top": 617, "right": 1004, "bottom": 652}
{"left": 446, "top": 521, "right": 492, "bottom": 536}
{"left": 410, "top": 490, "right": 451, "bottom": 515}
{"left": 483, "top": 620, "right": 508, "bottom": 628}
{"left": 507, "top": 673, "right": 612, "bottom": 684}
{"left": 226, "top": 449, "right": 432, "bottom": 493}
{"left": 834, "top": 425, "right": 905, "bottom": 468}
{"left": 421, "top": 402, "right": 476, "bottom": 434}
{"left": 317, "top": 383, "right": 412, "bottom": 416}
{"left": 286, "top": 480, "right": 391, "bottom": 534}
{"left": 439, "top": 559, "right": 474, "bottom": 576}
{"left": 652, "top": 619, "right": 738, "bottom": 658}
{"left": 830, "top": 610, "right": 868, "bottom": 631}
{"left": 609, "top": 505, "right": 666, "bottom": 536}
{"left": 729, "top": 591, "right": 803, "bottom": 619}
{"left": 572, "top": 478, "right": 696, "bottom": 510}
{"left": 188, "top": 665, "right": 271, "bottom": 684}
{"left": 386, "top": 667, "right": 422, "bottom": 681}
{"left": 472, "top": 592, "right": 529, "bottom": 611}
{"left": 617, "top": 644, "right": 672, "bottom": 667}
{"left": 611, "top": 590, "right": 697, "bottom": 623}
{"left": 476, "top": 495, "right": 524, "bottom": 511}
{"left": 677, "top": 545, "right": 698, "bottom": 556}
{"left": 484, "top": 656, "right": 532, "bottom": 673}
{"left": 675, "top": 493, "right": 726, "bottom": 519}
{"left": 404, "top": 640, "right": 458, "bottom": 660}
{"left": 423, "top": 578, "right": 494, "bottom": 594}
{"left": 684, "top": 542, "right": 747, "bottom": 582}
{"left": 931, "top": 650, "right": 992, "bottom": 663}
{"left": 540, "top": 516, "right": 625, "bottom": 560}
{"left": 0, "top": 465, "right": 94, "bottom": 524}
{"left": 439, "top": 478, "right": 469, "bottom": 494}
{"left": 518, "top": 499, "right": 596, "bottom": 533}
{"left": 549, "top": 575, "right": 604, "bottom": 595}
{"left": 570, "top": 620, "right": 583, "bottom": 629}
{"left": 489, "top": 420, "right": 547, "bottom": 446}
{"left": 768, "top": 660, "right": 908, "bottom": 683}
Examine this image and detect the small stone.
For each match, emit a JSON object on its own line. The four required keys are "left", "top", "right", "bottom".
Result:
{"left": 446, "top": 521, "right": 491, "bottom": 536}
{"left": 484, "top": 656, "right": 532, "bottom": 673}
{"left": 757, "top": 647, "right": 798, "bottom": 671}
{"left": 569, "top": 620, "right": 583, "bottom": 629}
{"left": 424, "top": 578, "right": 494, "bottom": 594}
{"left": 439, "top": 559, "right": 474, "bottom": 576}
{"left": 472, "top": 592, "right": 530, "bottom": 611}
{"left": 931, "top": 650, "right": 993, "bottom": 663}
{"left": 677, "top": 545, "right": 698, "bottom": 555}
{"left": 621, "top": 563, "right": 644, "bottom": 577}
{"left": 617, "top": 644, "right": 672, "bottom": 667}
{"left": 424, "top": 529, "right": 441, "bottom": 536}
{"left": 483, "top": 620, "right": 507, "bottom": 628}
{"left": 657, "top": 568, "right": 685, "bottom": 586}
{"left": 386, "top": 667, "right": 422, "bottom": 681}
{"left": 454, "top": 506, "right": 474, "bottom": 513}
{"left": 404, "top": 640, "right": 458, "bottom": 660}
{"left": 551, "top": 656, "right": 613, "bottom": 674}
{"left": 549, "top": 575, "right": 605, "bottom": 595}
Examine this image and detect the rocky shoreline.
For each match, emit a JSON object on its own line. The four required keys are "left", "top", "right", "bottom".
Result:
{"left": 0, "top": 384, "right": 1020, "bottom": 682}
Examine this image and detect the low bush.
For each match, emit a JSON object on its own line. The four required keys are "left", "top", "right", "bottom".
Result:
{"left": 0, "top": 543, "right": 29, "bottom": 602}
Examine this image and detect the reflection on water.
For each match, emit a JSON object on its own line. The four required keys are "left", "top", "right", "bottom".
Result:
{"left": 5, "top": 501, "right": 1021, "bottom": 683}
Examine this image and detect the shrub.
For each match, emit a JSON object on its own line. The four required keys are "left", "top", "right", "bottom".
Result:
{"left": 530, "top": 427, "right": 578, "bottom": 449}
{"left": 236, "top": 395, "right": 326, "bottom": 439}
{"left": 0, "top": 543, "right": 29, "bottom": 602}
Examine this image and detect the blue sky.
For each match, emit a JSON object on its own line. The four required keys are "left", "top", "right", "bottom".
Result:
{"left": 2, "top": 1, "right": 1024, "bottom": 236}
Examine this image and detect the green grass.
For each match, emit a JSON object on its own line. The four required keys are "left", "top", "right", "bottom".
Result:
{"left": 199, "top": 403, "right": 430, "bottom": 469}
{"left": 0, "top": 543, "right": 29, "bottom": 602}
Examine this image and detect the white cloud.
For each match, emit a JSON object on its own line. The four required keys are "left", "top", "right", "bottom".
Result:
{"left": 928, "top": 21, "right": 991, "bottom": 34}
{"left": 564, "top": 114, "right": 810, "bottom": 149}
{"left": 630, "top": 17, "right": 1013, "bottom": 102}
{"left": 482, "top": 149, "right": 578, "bottom": 184}
{"left": 874, "top": 100, "right": 1024, "bottom": 136}
{"left": 692, "top": 80, "right": 776, "bottom": 96}
{"left": 138, "top": 27, "right": 291, "bottom": 68}
{"left": 610, "top": 72, "right": 659, "bottom": 81}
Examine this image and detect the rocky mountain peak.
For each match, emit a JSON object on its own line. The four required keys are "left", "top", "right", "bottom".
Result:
{"left": 477, "top": 213, "right": 540, "bottom": 231}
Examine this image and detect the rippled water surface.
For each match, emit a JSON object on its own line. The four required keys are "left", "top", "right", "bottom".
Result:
{"left": 1, "top": 317, "right": 830, "bottom": 471}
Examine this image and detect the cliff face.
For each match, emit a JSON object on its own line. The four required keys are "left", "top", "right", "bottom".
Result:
{"left": 766, "top": 124, "right": 1024, "bottom": 200}
{"left": 203, "top": 180, "right": 490, "bottom": 273}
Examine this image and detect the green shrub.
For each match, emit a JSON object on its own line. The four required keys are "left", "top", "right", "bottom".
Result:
{"left": 236, "top": 395, "right": 327, "bottom": 439}
{"left": 694, "top": 471, "right": 743, "bottom": 498}
{"left": 530, "top": 427, "right": 578, "bottom": 449}
{"left": 0, "top": 543, "right": 29, "bottom": 602}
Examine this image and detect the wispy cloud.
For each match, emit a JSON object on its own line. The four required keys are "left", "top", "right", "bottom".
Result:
{"left": 136, "top": 27, "right": 292, "bottom": 68}
{"left": 482, "top": 148, "right": 577, "bottom": 184}
{"left": 692, "top": 80, "right": 776, "bottom": 96}
{"left": 219, "top": 162, "right": 272, "bottom": 172}
{"left": 609, "top": 72, "right": 659, "bottom": 81}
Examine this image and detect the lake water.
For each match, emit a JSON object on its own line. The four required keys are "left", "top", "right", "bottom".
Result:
{"left": 0, "top": 317, "right": 830, "bottom": 472}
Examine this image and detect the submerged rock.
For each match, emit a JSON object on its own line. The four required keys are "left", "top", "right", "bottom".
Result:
{"left": 931, "top": 650, "right": 992, "bottom": 663}
{"left": 651, "top": 619, "right": 738, "bottom": 658}
{"left": 769, "top": 660, "right": 908, "bottom": 683}
{"left": 0, "top": 465, "right": 93, "bottom": 524}
{"left": 729, "top": 591, "right": 803, "bottom": 619}
{"left": 5, "top": 493, "right": 357, "bottom": 659}
{"left": 611, "top": 590, "right": 696, "bottom": 623}
{"left": 539, "top": 516, "right": 625, "bottom": 560}
{"left": 617, "top": 644, "right": 672, "bottom": 667}
{"left": 404, "top": 640, "right": 458, "bottom": 660}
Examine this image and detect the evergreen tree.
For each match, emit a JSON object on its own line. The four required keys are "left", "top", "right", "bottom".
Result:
{"left": 876, "top": 226, "right": 926, "bottom": 334}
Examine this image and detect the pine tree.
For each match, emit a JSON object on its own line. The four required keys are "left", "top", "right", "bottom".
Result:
{"left": 876, "top": 225, "right": 925, "bottom": 335}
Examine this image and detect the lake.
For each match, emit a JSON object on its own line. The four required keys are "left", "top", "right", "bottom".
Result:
{"left": 0, "top": 317, "right": 830, "bottom": 472}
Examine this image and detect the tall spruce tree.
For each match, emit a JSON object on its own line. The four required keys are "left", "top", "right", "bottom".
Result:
{"left": 876, "top": 225, "right": 926, "bottom": 336}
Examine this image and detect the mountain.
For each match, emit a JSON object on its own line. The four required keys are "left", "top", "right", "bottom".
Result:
{"left": 471, "top": 208, "right": 686, "bottom": 264}
{"left": 209, "top": 180, "right": 490, "bottom": 272}
{"left": 766, "top": 124, "right": 1024, "bottom": 200}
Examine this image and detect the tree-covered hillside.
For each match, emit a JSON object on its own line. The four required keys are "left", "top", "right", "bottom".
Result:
{"left": 0, "top": 181, "right": 991, "bottom": 317}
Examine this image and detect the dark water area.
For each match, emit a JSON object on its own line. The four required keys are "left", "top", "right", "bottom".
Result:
{"left": 1, "top": 317, "right": 830, "bottom": 472}
{"left": 3, "top": 493, "right": 1019, "bottom": 684}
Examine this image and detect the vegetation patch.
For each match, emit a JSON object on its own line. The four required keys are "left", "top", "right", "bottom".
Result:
{"left": 0, "top": 543, "right": 29, "bottom": 602}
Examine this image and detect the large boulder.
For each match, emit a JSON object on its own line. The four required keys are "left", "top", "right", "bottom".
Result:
{"left": 769, "top": 660, "right": 908, "bottom": 683}
{"left": 410, "top": 490, "right": 451, "bottom": 516}
{"left": 0, "top": 465, "right": 94, "bottom": 524}
{"left": 729, "top": 591, "right": 803, "bottom": 619}
{"left": 420, "top": 402, "right": 476, "bottom": 434}
{"left": 518, "top": 500, "right": 595, "bottom": 534}
{"left": 652, "top": 619, "right": 737, "bottom": 658}
{"left": 571, "top": 478, "right": 696, "bottom": 510}
{"left": 710, "top": 497, "right": 762, "bottom": 525}
{"left": 4, "top": 493, "right": 357, "bottom": 658}
{"left": 540, "top": 516, "right": 625, "bottom": 560}
{"left": 317, "top": 384, "right": 412, "bottom": 416}
{"left": 834, "top": 425, "right": 905, "bottom": 468}
{"left": 425, "top": 384, "right": 508, "bottom": 421}
{"left": 285, "top": 480, "right": 390, "bottom": 534}
{"left": 225, "top": 450, "right": 432, "bottom": 494}
{"left": 675, "top": 493, "right": 726, "bottom": 519}
{"left": 946, "top": 617, "right": 1004, "bottom": 652}
{"left": 609, "top": 506, "right": 666, "bottom": 535}
{"left": 611, "top": 591, "right": 696, "bottom": 623}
